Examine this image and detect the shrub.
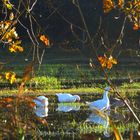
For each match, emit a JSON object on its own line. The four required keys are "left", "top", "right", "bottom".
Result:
{"left": 30, "top": 76, "right": 61, "bottom": 89}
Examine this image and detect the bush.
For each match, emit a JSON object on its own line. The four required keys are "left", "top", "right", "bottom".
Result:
{"left": 30, "top": 76, "right": 61, "bottom": 89}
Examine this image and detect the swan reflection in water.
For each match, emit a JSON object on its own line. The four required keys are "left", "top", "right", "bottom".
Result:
{"left": 33, "top": 96, "right": 49, "bottom": 118}
{"left": 56, "top": 103, "right": 81, "bottom": 112}
{"left": 34, "top": 106, "right": 48, "bottom": 118}
{"left": 85, "top": 110, "right": 111, "bottom": 137}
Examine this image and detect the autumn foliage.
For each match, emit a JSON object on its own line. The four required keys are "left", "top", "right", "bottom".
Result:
{"left": 5, "top": 72, "right": 16, "bottom": 84}
{"left": 103, "top": 0, "right": 140, "bottom": 29}
{"left": 40, "top": 35, "right": 50, "bottom": 46}
{"left": 98, "top": 55, "right": 117, "bottom": 69}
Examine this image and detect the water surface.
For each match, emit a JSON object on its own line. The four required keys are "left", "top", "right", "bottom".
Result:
{"left": 0, "top": 93, "right": 139, "bottom": 139}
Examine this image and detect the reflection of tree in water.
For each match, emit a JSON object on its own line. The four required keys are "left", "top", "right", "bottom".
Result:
{"left": 0, "top": 96, "right": 48, "bottom": 139}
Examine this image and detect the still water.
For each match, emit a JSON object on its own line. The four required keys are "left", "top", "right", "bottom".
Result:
{"left": 0, "top": 93, "right": 139, "bottom": 140}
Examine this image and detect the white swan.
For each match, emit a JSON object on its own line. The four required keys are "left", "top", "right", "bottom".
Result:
{"left": 56, "top": 93, "right": 80, "bottom": 103}
{"left": 34, "top": 96, "right": 49, "bottom": 107}
{"left": 86, "top": 87, "right": 110, "bottom": 111}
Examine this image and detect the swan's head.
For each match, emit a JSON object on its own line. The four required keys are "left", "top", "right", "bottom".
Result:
{"left": 74, "top": 95, "right": 80, "bottom": 101}
{"left": 104, "top": 87, "right": 110, "bottom": 91}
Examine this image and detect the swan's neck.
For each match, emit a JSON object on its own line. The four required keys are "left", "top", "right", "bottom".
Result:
{"left": 103, "top": 91, "right": 109, "bottom": 100}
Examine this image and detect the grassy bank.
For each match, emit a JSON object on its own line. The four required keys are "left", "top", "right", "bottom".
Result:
{"left": 1, "top": 46, "right": 140, "bottom": 97}
{"left": 0, "top": 82, "right": 140, "bottom": 98}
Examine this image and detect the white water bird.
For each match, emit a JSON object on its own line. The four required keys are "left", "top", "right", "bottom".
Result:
{"left": 56, "top": 93, "right": 80, "bottom": 103}
{"left": 86, "top": 87, "right": 110, "bottom": 111}
{"left": 34, "top": 96, "right": 49, "bottom": 107}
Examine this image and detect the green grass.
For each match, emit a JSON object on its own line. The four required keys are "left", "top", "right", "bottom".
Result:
{"left": 1, "top": 46, "right": 140, "bottom": 97}
{"left": 0, "top": 83, "right": 140, "bottom": 98}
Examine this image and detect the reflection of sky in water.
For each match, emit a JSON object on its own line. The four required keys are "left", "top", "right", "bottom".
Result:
{"left": 56, "top": 103, "right": 81, "bottom": 112}
{"left": 34, "top": 106, "right": 48, "bottom": 117}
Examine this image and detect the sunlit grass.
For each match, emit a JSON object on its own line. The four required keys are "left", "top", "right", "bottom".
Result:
{"left": 0, "top": 84, "right": 140, "bottom": 98}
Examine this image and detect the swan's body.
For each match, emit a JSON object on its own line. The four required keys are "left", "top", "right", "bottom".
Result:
{"left": 34, "top": 96, "right": 49, "bottom": 107}
{"left": 56, "top": 93, "right": 80, "bottom": 103}
{"left": 87, "top": 87, "right": 110, "bottom": 111}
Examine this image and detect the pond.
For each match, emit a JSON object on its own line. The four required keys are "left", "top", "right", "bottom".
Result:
{"left": 0, "top": 93, "right": 139, "bottom": 139}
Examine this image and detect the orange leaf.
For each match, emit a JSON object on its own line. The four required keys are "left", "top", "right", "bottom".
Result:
{"left": 40, "top": 35, "right": 50, "bottom": 46}
{"left": 5, "top": 72, "right": 11, "bottom": 80}
{"left": 133, "top": 23, "right": 139, "bottom": 30}
{"left": 98, "top": 55, "right": 117, "bottom": 69}
{"left": 103, "top": 0, "right": 114, "bottom": 13}
{"left": 98, "top": 56, "right": 107, "bottom": 68}
{"left": 118, "top": 0, "right": 124, "bottom": 8}
{"left": 29, "top": 102, "right": 36, "bottom": 108}
{"left": 0, "top": 74, "right": 3, "bottom": 79}
{"left": 3, "top": 97, "right": 13, "bottom": 102}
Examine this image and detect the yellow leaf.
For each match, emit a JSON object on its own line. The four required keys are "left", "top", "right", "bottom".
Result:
{"left": 5, "top": 72, "right": 11, "bottom": 80}
{"left": 9, "top": 46, "right": 16, "bottom": 52}
{"left": 10, "top": 73, "right": 16, "bottom": 84}
{"left": 3, "top": 0, "right": 13, "bottom": 10}
{"left": 9, "top": 41, "right": 23, "bottom": 53}
{"left": 6, "top": 3, "right": 12, "bottom": 9}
